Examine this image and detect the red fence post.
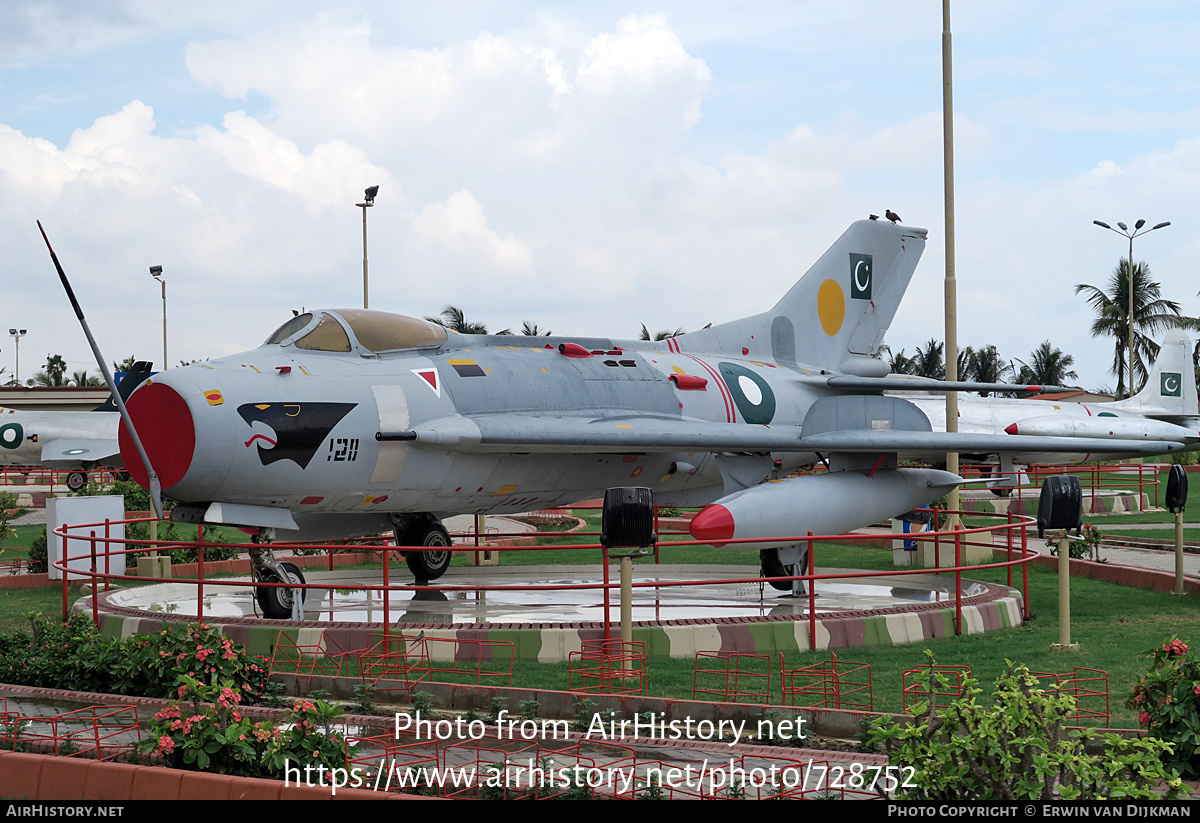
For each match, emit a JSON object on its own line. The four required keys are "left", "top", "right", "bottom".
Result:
{"left": 954, "top": 526, "right": 962, "bottom": 636}
{"left": 90, "top": 530, "right": 98, "bottom": 627}
{"left": 807, "top": 532, "right": 816, "bottom": 652}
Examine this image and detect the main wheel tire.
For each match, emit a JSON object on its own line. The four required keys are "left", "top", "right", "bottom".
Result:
{"left": 404, "top": 522, "right": 453, "bottom": 581}
{"left": 981, "top": 467, "right": 1013, "bottom": 498}
{"left": 256, "top": 561, "right": 306, "bottom": 619}
{"left": 760, "top": 548, "right": 796, "bottom": 592}
{"left": 66, "top": 470, "right": 87, "bottom": 492}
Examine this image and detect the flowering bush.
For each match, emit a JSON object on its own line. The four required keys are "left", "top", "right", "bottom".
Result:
{"left": 1128, "top": 637, "right": 1200, "bottom": 778}
{"left": 139, "top": 676, "right": 353, "bottom": 777}
{"left": 0, "top": 617, "right": 271, "bottom": 704}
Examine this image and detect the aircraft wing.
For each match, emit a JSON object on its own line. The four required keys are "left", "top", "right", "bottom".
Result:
{"left": 400, "top": 414, "right": 1183, "bottom": 457}
{"left": 797, "top": 375, "right": 1077, "bottom": 395}
{"left": 39, "top": 439, "right": 121, "bottom": 466}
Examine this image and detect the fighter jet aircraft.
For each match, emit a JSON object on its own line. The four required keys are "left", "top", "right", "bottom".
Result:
{"left": 43, "top": 218, "right": 1185, "bottom": 618}
{"left": 889, "top": 329, "right": 1199, "bottom": 492}
{"left": 0, "top": 363, "right": 152, "bottom": 489}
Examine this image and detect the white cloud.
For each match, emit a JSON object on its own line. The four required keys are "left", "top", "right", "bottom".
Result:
{"left": 411, "top": 190, "right": 532, "bottom": 273}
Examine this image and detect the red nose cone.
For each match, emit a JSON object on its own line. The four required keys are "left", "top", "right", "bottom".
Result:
{"left": 1004, "top": 423, "right": 1019, "bottom": 435}
{"left": 689, "top": 504, "right": 736, "bottom": 545}
{"left": 118, "top": 382, "right": 195, "bottom": 491}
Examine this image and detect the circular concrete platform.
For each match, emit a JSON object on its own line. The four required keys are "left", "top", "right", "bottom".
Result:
{"left": 83, "top": 562, "right": 1025, "bottom": 661}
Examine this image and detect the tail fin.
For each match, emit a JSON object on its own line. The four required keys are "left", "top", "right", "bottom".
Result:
{"left": 94, "top": 361, "right": 153, "bottom": 412}
{"left": 675, "top": 220, "right": 927, "bottom": 373}
{"left": 1118, "top": 329, "right": 1197, "bottom": 417}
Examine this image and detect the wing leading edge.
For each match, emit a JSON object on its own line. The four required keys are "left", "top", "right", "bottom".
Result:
{"left": 394, "top": 413, "right": 1183, "bottom": 458}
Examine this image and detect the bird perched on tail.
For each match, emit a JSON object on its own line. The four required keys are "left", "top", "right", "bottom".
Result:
{"left": 885, "top": 209, "right": 901, "bottom": 223}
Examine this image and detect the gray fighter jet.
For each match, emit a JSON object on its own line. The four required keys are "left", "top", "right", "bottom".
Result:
{"left": 63, "top": 219, "right": 1183, "bottom": 617}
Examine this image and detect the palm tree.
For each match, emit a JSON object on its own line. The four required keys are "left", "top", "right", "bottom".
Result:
{"left": 638, "top": 323, "right": 686, "bottom": 341}
{"left": 913, "top": 338, "right": 945, "bottom": 380}
{"left": 425, "top": 305, "right": 491, "bottom": 335}
{"left": 883, "top": 345, "right": 918, "bottom": 375}
{"left": 958, "top": 345, "right": 1010, "bottom": 395}
{"left": 1075, "top": 261, "right": 1189, "bottom": 397}
{"left": 1013, "top": 342, "right": 1078, "bottom": 389}
{"left": 521, "top": 321, "right": 551, "bottom": 336}
{"left": 27, "top": 354, "right": 67, "bottom": 387}
{"left": 112, "top": 355, "right": 139, "bottom": 373}
{"left": 69, "top": 370, "right": 103, "bottom": 387}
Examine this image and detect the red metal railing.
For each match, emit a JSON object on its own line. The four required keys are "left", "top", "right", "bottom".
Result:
{"left": 52, "top": 507, "right": 1038, "bottom": 654}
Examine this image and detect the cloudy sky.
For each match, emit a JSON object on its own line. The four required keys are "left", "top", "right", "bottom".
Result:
{"left": 2, "top": 1, "right": 1199, "bottom": 392}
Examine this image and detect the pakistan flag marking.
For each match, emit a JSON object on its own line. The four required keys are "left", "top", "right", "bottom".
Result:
{"left": 849, "top": 253, "right": 872, "bottom": 300}
{"left": 1161, "top": 372, "right": 1182, "bottom": 397}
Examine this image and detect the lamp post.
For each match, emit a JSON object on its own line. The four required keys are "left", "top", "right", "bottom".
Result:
{"left": 150, "top": 266, "right": 166, "bottom": 370}
{"left": 1092, "top": 219, "right": 1171, "bottom": 397}
{"left": 8, "top": 329, "right": 25, "bottom": 385}
{"left": 356, "top": 185, "right": 379, "bottom": 309}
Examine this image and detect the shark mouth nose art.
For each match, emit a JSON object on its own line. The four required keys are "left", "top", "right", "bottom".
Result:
{"left": 118, "top": 382, "right": 196, "bottom": 491}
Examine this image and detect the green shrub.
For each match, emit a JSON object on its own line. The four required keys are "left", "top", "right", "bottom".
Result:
{"left": 140, "top": 675, "right": 354, "bottom": 778}
{"left": 1128, "top": 637, "right": 1200, "bottom": 779}
{"left": 869, "top": 656, "right": 1185, "bottom": 800}
{"left": 0, "top": 616, "right": 272, "bottom": 704}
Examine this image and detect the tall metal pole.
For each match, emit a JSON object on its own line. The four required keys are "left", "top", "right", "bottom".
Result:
{"left": 1128, "top": 235, "right": 1134, "bottom": 398}
{"left": 1092, "top": 219, "right": 1170, "bottom": 397}
{"left": 361, "top": 204, "right": 369, "bottom": 309}
{"left": 357, "top": 185, "right": 378, "bottom": 310}
{"left": 942, "top": 0, "right": 960, "bottom": 527}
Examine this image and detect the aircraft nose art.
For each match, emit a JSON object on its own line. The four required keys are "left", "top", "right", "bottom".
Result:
{"left": 118, "top": 382, "right": 196, "bottom": 490}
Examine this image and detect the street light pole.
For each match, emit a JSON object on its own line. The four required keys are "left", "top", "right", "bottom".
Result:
{"left": 356, "top": 186, "right": 379, "bottom": 309}
{"left": 942, "top": 0, "right": 961, "bottom": 528}
{"left": 8, "top": 329, "right": 25, "bottom": 385}
{"left": 1092, "top": 219, "right": 1171, "bottom": 397}
{"left": 150, "top": 266, "right": 166, "bottom": 370}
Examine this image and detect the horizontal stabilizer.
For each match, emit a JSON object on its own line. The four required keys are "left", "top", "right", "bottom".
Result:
{"left": 39, "top": 439, "right": 120, "bottom": 466}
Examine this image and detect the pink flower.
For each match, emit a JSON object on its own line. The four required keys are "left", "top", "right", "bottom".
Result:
{"left": 157, "top": 736, "right": 174, "bottom": 754}
{"left": 1139, "top": 712, "right": 1151, "bottom": 726}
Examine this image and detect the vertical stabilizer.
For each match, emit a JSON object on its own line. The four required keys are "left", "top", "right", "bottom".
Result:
{"left": 674, "top": 220, "right": 927, "bottom": 373}
{"left": 1118, "top": 329, "right": 1197, "bottom": 416}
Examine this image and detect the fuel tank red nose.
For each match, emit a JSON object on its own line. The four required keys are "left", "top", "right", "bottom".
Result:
{"left": 117, "top": 381, "right": 196, "bottom": 491}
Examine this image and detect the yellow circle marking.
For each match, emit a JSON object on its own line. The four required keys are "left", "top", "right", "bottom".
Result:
{"left": 817, "top": 279, "right": 845, "bottom": 336}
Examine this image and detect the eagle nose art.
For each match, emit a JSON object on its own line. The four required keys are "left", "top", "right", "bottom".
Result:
{"left": 118, "top": 382, "right": 196, "bottom": 491}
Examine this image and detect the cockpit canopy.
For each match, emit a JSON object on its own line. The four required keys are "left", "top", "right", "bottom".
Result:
{"left": 265, "top": 309, "right": 448, "bottom": 354}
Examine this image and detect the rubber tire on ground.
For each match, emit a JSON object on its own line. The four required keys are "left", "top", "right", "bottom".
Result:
{"left": 256, "top": 561, "right": 306, "bottom": 619}
{"left": 66, "top": 471, "right": 87, "bottom": 492}
{"left": 760, "top": 548, "right": 796, "bottom": 592}
{"left": 981, "top": 466, "right": 1012, "bottom": 498}
{"left": 404, "top": 521, "right": 453, "bottom": 581}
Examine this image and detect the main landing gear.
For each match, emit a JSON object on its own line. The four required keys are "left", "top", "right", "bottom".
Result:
{"left": 392, "top": 514, "right": 453, "bottom": 582}
{"left": 760, "top": 546, "right": 809, "bottom": 596}
{"left": 248, "top": 529, "right": 307, "bottom": 619}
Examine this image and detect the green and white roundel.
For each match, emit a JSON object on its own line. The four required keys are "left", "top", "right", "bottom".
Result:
{"left": 718, "top": 363, "right": 776, "bottom": 424}
{"left": 0, "top": 423, "right": 22, "bottom": 451}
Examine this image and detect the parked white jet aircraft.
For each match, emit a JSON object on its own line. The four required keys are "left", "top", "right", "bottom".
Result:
{"left": 889, "top": 329, "right": 1199, "bottom": 488}
{"left": 0, "top": 364, "right": 152, "bottom": 489}
{"left": 41, "top": 218, "right": 1185, "bottom": 618}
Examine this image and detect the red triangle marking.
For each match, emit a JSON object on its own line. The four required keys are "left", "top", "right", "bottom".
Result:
{"left": 413, "top": 368, "right": 439, "bottom": 395}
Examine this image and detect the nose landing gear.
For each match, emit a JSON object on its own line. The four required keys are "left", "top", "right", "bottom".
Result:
{"left": 248, "top": 528, "right": 307, "bottom": 619}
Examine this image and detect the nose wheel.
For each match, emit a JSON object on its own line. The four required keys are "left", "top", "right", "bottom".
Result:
{"left": 248, "top": 529, "right": 307, "bottom": 619}
{"left": 256, "top": 561, "right": 306, "bottom": 619}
